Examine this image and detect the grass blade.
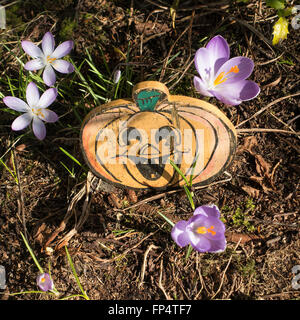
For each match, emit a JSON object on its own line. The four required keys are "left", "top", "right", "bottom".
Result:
{"left": 65, "top": 246, "right": 89, "bottom": 300}
{"left": 169, "top": 159, "right": 190, "bottom": 186}
{"left": 59, "top": 147, "right": 82, "bottom": 167}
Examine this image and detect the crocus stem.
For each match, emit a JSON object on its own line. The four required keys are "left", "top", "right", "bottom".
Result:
{"left": 157, "top": 211, "right": 175, "bottom": 227}
{"left": 185, "top": 244, "right": 193, "bottom": 261}
{"left": 20, "top": 232, "right": 44, "bottom": 274}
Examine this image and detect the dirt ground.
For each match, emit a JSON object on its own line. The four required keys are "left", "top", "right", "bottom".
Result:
{"left": 0, "top": 0, "right": 299, "bottom": 300}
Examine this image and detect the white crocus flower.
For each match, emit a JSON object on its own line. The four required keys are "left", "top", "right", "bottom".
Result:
{"left": 22, "top": 32, "right": 74, "bottom": 87}
{"left": 3, "top": 82, "right": 58, "bottom": 140}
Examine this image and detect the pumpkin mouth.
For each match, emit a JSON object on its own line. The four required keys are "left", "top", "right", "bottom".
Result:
{"left": 115, "top": 143, "right": 186, "bottom": 181}
{"left": 136, "top": 161, "right": 165, "bottom": 180}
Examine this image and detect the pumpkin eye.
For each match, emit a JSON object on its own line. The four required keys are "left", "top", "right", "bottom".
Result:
{"left": 155, "top": 126, "right": 181, "bottom": 147}
{"left": 118, "top": 127, "right": 143, "bottom": 146}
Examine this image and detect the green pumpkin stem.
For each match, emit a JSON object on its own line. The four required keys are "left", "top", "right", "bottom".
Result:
{"left": 136, "top": 89, "right": 162, "bottom": 111}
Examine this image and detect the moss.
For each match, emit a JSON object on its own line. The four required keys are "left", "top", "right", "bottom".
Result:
{"left": 240, "top": 259, "right": 256, "bottom": 278}
{"left": 222, "top": 199, "right": 256, "bottom": 232}
{"left": 6, "top": 4, "right": 24, "bottom": 29}
{"left": 59, "top": 17, "right": 77, "bottom": 39}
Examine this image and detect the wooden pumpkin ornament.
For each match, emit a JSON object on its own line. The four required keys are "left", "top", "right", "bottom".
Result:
{"left": 80, "top": 81, "right": 237, "bottom": 190}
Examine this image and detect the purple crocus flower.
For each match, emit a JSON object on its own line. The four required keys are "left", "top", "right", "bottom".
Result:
{"left": 171, "top": 205, "right": 226, "bottom": 253}
{"left": 193, "top": 35, "right": 260, "bottom": 106}
{"left": 22, "top": 31, "right": 74, "bottom": 87}
{"left": 36, "top": 273, "right": 54, "bottom": 292}
{"left": 3, "top": 82, "right": 58, "bottom": 140}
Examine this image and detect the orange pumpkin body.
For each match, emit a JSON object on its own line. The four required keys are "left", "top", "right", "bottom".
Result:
{"left": 81, "top": 81, "right": 237, "bottom": 190}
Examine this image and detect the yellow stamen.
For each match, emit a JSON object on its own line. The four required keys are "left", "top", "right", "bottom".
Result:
{"left": 213, "top": 72, "right": 226, "bottom": 86}
{"left": 229, "top": 65, "right": 239, "bottom": 74}
{"left": 32, "top": 108, "right": 44, "bottom": 118}
{"left": 207, "top": 225, "right": 216, "bottom": 236}
{"left": 41, "top": 277, "right": 46, "bottom": 283}
{"left": 213, "top": 65, "right": 239, "bottom": 86}
{"left": 196, "top": 225, "right": 216, "bottom": 236}
{"left": 46, "top": 55, "right": 56, "bottom": 64}
{"left": 196, "top": 226, "right": 207, "bottom": 234}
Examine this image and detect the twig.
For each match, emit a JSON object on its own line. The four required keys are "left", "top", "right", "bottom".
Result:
{"left": 168, "top": 58, "right": 194, "bottom": 90}
{"left": 145, "top": 0, "right": 168, "bottom": 10}
{"left": 120, "top": 172, "right": 232, "bottom": 213}
{"left": 138, "top": 244, "right": 159, "bottom": 289}
{"left": 257, "top": 53, "right": 284, "bottom": 66}
{"left": 237, "top": 128, "right": 300, "bottom": 136}
{"left": 159, "top": 13, "right": 194, "bottom": 82}
{"left": 12, "top": 149, "right": 28, "bottom": 241}
{"left": 270, "top": 159, "right": 282, "bottom": 188}
{"left": 229, "top": 17, "right": 274, "bottom": 51}
{"left": 235, "top": 92, "right": 300, "bottom": 128}
{"left": 158, "top": 257, "right": 172, "bottom": 300}
{"left": 210, "top": 239, "right": 242, "bottom": 299}
{"left": 90, "top": 231, "right": 158, "bottom": 264}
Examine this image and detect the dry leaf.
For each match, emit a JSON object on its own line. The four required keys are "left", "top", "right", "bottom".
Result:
{"left": 135, "top": 21, "right": 171, "bottom": 35}
{"left": 242, "top": 185, "right": 260, "bottom": 198}
{"left": 108, "top": 193, "right": 123, "bottom": 209}
{"left": 237, "top": 136, "right": 257, "bottom": 155}
{"left": 33, "top": 223, "right": 47, "bottom": 246}
{"left": 15, "top": 144, "right": 27, "bottom": 152}
{"left": 135, "top": 203, "right": 158, "bottom": 215}
{"left": 255, "top": 154, "right": 272, "bottom": 179}
{"left": 226, "top": 231, "right": 261, "bottom": 244}
{"left": 127, "top": 189, "right": 138, "bottom": 203}
{"left": 250, "top": 175, "right": 273, "bottom": 193}
{"left": 262, "top": 74, "right": 282, "bottom": 88}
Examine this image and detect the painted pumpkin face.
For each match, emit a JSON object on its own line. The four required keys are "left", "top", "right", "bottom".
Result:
{"left": 80, "top": 81, "right": 237, "bottom": 190}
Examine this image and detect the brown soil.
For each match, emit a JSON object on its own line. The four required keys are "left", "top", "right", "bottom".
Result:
{"left": 0, "top": 0, "right": 299, "bottom": 300}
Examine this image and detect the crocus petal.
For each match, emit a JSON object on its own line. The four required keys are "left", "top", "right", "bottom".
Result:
{"left": 177, "top": 232, "right": 191, "bottom": 247}
{"left": 213, "top": 80, "right": 260, "bottom": 106}
{"left": 38, "top": 87, "right": 57, "bottom": 108}
{"left": 42, "top": 32, "right": 55, "bottom": 57}
{"left": 36, "top": 273, "right": 53, "bottom": 292}
{"left": 193, "top": 76, "right": 214, "bottom": 97}
{"left": 24, "top": 59, "right": 45, "bottom": 71}
{"left": 236, "top": 80, "right": 260, "bottom": 101}
{"left": 32, "top": 117, "right": 46, "bottom": 140}
{"left": 51, "top": 59, "right": 74, "bottom": 74}
{"left": 41, "top": 109, "right": 58, "bottom": 123}
{"left": 11, "top": 113, "right": 32, "bottom": 131}
{"left": 21, "top": 40, "right": 43, "bottom": 58}
{"left": 215, "top": 56, "right": 254, "bottom": 84}
{"left": 43, "top": 65, "right": 56, "bottom": 87}
{"left": 26, "top": 82, "right": 40, "bottom": 108}
{"left": 210, "top": 90, "right": 242, "bottom": 106}
{"left": 171, "top": 221, "right": 189, "bottom": 247}
{"left": 3, "top": 97, "right": 29, "bottom": 112}
{"left": 194, "top": 204, "right": 220, "bottom": 218}
{"left": 201, "top": 217, "right": 226, "bottom": 241}
{"left": 187, "top": 213, "right": 208, "bottom": 227}
{"left": 174, "top": 220, "right": 188, "bottom": 231}
{"left": 113, "top": 70, "right": 121, "bottom": 84}
{"left": 194, "top": 48, "right": 213, "bottom": 83}
{"left": 51, "top": 40, "right": 74, "bottom": 59}
{"left": 190, "top": 234, "right": 211, "bottom": 252}
{"left": 207, "top": 237, "right": 226, "bottom": 253}
{"left": 205, "top": 35, "right": 230, "bottom": 74}
{"left": 171, "top": 205, "right": 226, "bottom": 253}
